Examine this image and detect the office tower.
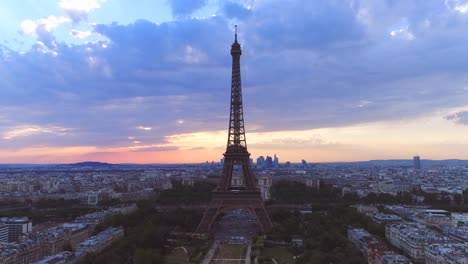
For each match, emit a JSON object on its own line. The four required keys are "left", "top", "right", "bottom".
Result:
{"left": 413, "top": 156, "right": 421, "bottom": 170}
{"left": 273, "top": 154, "right": 279, "bottom": 168}
{"left": 265, "top": 156, "right": 273, "bottom": 168}
{"left": 257, "top": 156, "right": 265, "bottom": 167}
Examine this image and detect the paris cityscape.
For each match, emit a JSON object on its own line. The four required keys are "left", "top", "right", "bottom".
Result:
{"left": 1, "top": 0, "right": 468, "bottom": 264}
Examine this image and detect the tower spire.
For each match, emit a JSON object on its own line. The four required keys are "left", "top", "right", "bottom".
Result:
{"left": 235, "top": 24, "right": 238, "bottom": 43}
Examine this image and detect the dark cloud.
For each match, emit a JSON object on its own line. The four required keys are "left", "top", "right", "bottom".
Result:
{"left": 446, "top": 111, "right": 468, "bottom": 125}
{"left": 35, "top": 24, "right": 57, "bottom": 49}
{"left": 246, "top": 1, "right": 364, "bottom": 50}
{"left": 223, "top": 2, "right": 252, "bottom": 19}
{"left": 167, "top": 0, "right": 207, "bottom": 17}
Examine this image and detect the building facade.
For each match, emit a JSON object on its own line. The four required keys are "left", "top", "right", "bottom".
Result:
{"left": 0, "top": 218, "right": 32, "bottom": 242}
{"left": 0, "top": 223, "right": 8, "bottom": 243}
{"left": 76, "top": 227, "right": 124, "bottom": 254}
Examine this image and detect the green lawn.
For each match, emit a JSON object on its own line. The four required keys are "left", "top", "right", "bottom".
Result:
{"left": 213, "top": 243, "right": 247, "bottom": 262}
{"left": 164, "top": 247, "right": 190, "bottom": 264}
{"left": 261, "top": 247, "right": 294, "bottom": 264}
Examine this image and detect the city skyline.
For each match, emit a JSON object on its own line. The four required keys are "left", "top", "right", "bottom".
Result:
{"left": 2, "top": 0, "right": 468, "bottom": 163}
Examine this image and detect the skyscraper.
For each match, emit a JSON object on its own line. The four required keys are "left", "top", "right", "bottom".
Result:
{"left": 273, "top": 154, "right": 279, "bottom": 168}
{"left": 265, "top": 156, "right": 273, "bottom": 168}
{"left": 257, "top": 156, "right": 265, "bottom": 167}
{"left": 413, "top": 156, "right": 421, "bottom": 170}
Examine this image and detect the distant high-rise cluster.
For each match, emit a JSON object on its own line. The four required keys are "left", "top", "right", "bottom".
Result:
{"left": 255, "top": 155, "right": 308, "bottom": 168}
{"left": 413, "top": 156, "right": 421, "bottom": 170}
{"left": 256, "top": 154, "right": 280, "bottom": 168}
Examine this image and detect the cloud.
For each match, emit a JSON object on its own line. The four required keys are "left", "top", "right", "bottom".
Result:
{"left": 446, "top": 111, "right": 468, "bottom": 125}
{"left": 136, "top": 126, "right": 152, "bottom": 131}
{"left": 245, "top": 1, "right": 363, "bottom": 51}
{"left": 71, "top": 30, "right": 94, "bottom": 39}
{"left": 20, "top": 16, "right": 70, "bottom": 49}
{"left": 446, "top": 0, "right": 468, "bottom": 14}
{"left": 3, "top": 125, "right": 71, "bottom": 140}
{"left": 167, "top": 0, "right": 207, "bottom": 17}
{"left": 222, "top": 1, "right": 252, "bottom": 19}
{"left": 390, "top": 26, "right": 415, "bottom": 40}
{"left": 20, "top": 20, "right": 38, "bottom": 35}
{"left": 20, "top": 16, "right": 70, "bottom": 34}
{"left": 180, "top": 45, "right": 207, "bottom": 64}
{"left": 130, "top": 146, "right": 178, "bottom": 152}
{"left": 59, "top": 0, "right": 105, "bottom": 23}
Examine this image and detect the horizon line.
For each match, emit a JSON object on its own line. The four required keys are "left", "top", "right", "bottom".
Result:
{"left": 1, "top": 158, "right": 467, "bottom": 166}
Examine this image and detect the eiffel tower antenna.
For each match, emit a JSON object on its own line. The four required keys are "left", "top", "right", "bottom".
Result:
{"left": 235, "top": 24, "right": 238, "bottom": 42}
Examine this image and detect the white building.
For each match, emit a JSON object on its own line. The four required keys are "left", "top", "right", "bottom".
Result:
{"left": 386, "top": 222, "right": 453, "bottom": 263}
{"left": 452, "top": 213, "right": 468, "bottom": 226}
{"left": 377, "top": 252, "right": 411, "bottom": 264}
{"left": 425, "top": 243, "right": 468, "bottom": 264}
{"left": 76, "top": 227, "right": 124, "bottom": 254}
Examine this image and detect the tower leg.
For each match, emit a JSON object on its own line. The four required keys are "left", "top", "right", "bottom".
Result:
{"left": 196, "top": 195, "right": 272, "bottom": 234}
{"left": 196, "top": 203, "right": 222, "bottom": 233}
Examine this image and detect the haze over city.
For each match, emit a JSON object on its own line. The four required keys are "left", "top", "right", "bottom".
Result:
{"left": 2, "top": 0, "right": 468, "bottom": 163}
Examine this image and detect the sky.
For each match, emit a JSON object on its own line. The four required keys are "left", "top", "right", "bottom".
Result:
{"left": 1, "top": 0, "right": 468, "bottom": 164}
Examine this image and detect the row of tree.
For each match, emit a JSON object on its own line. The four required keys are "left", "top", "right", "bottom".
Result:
{"left": 268, "top": 180, "right": 341, "bottom": 204}
{"left": 265, "top": 181, "right": 400, "bottom": 263}
{"left": 155, "top": 181, "right": 216, "bottom": 205}
{"left": 266, "top": 205, "right": 379, "bottom": 264}
{"left": 270, "top": 180, "right": 468, "bottom": 212}
{"left": 83, "top": 201, "right": 204, "bottom": 264}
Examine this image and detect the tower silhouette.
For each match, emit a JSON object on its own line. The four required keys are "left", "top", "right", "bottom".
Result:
{"left": 196, "top": 26, "right": 273, "bottom": 234}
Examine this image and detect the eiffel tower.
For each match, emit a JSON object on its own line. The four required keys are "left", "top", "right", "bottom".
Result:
{"left": 196, "top": 26, "right": 273, "bottom": 234}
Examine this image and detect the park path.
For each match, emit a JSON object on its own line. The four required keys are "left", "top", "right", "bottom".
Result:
{"left": 201, "top": 241, "right": 218, "bottom": 264}
{"left": 245, "top": 241, "right": 252, "bottom": 264}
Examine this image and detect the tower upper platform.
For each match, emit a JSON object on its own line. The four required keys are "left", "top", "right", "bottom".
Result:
{"left": 231, "top": 25, "right": 242, "bottom": 55}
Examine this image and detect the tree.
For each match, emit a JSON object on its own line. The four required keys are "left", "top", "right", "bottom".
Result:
{"left": 133, "top": 248, "right": 162, "bottom": 264}
{"left": 63, "top": 242, "right": 73, "bottom": 252}
{"left": 454, "top": 194, "right": 463, "bottom": 205}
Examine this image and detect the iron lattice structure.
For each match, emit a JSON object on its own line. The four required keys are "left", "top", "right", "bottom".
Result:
{"left": 196, "top": 28, "right": 273, "bottom": 234}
